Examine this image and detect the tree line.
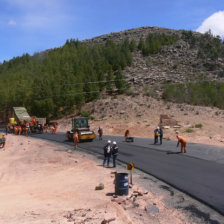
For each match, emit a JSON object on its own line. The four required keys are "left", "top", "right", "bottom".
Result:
{"left": 0, "top": 38, "right": 136, "bottom": 118}
{"left": 162, "top": 81, "right": 224, "bottom": 109}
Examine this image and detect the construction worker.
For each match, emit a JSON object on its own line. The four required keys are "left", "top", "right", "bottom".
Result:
{"left": 49, "top": 125, "right": 55, "bottom": 134}
{"left": 18, "top": 125, "right": 22, "bottom": 135}
{"left": 176, "top": 132, "right": 187, "bottom": 153}
{"left": 154, "top": 126, "right": 160, "bottom": 144}
{"left": 112, "top": 141, "right": 119, "bottom": 168}
{"left": 25, "top": 122, "right": 30, "bottom": 136}
{"left": 53, "top": 123, "right": 58, "bottom": 134}
{"left": 31, "top": 117, "right": 36, "bottom": 126}
{"left": 1, "top": 134, "right": 6, "bottom": 149}
{"left": 125, "top": 129, "right": 130, "bottom": 142}
{"left": 73, "top": 131, "right": 79, "bottom": 149}
{"left": 103, "top": 140, "right": 112, "bottom": 167}
{"left": 45, "top": 123, "right": 49, "bottom": 133}
{"left": 159, "top": 127, "right": 163, "bottom": 145}
{"left": 14, "top": 126, "right": 18, "bottom": 135}
{"left": 98, "top": 126, "right": 103, "bottom": 140}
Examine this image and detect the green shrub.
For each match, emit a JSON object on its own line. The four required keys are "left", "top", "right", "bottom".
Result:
{"left": 195, "top": 123, "right": 203, "bottom": 128}
{"left": 185, "top": 128, "right": 194, "bottom": 133}
{"left": 143, "top": 87, "right": 158, "bottom": 98}
{"left": 79, "top": 110, "right": 90, "bottom": 117}
{"left": 89, "top": 116, "right": 95, "bottom": 120}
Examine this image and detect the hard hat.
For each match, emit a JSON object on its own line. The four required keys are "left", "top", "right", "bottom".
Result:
{"left": 113, "top": 141, "right": 116, "bottom": 145}
{"left": 157, "top": 126, "right": 159, "bottom": 129}
{"left": 107, "top": 140, "right": 111, "bottom": 143}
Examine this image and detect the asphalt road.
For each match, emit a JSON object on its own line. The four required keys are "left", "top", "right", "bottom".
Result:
{"left": 30, "top": 132, "right": 224, "bottom": 216}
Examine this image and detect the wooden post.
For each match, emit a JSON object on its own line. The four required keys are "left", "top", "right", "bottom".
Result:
{"left": 127, "top": 163, "right": 134, "bottom": 185}
{"left": 130, "top": 170, "right": 133, "bottom": 185}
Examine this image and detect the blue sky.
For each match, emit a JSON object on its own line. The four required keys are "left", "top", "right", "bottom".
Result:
{"left": 0, "top": 0, "right": 224, "bottom": 62}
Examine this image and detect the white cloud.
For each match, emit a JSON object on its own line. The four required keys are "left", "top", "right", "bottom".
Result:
{"left": 5, "top": 0, "right": 71, "bottom": 30}
{"left": 8, "top": 19, "right": 16, "bottom": 26}
{"left": 196, "top": 11, "right": 224, "bottom": 37}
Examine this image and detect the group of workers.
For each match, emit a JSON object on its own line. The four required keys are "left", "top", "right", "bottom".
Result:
{"left": 6, "top": 121, "right": 58, "bottom": 137}
{"left": 103, "top": 140, "right": 119, "bottom": 167}
{"left": 8, "top": 122, "right": 31, "bottom": 136}
{"left": 154, "top": 126, "right": 163, "bottom": 144}
{"left": 153, "top": 127, "right": 187, "bottom": 152}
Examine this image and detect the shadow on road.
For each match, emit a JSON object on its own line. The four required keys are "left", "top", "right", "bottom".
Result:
{"left": 166, "top": 151, "right": 182, "bottom": 155}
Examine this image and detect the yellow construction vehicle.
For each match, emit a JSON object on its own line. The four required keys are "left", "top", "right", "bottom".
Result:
{"left": 66, "top": 117, "right": 96, "bottom": 141}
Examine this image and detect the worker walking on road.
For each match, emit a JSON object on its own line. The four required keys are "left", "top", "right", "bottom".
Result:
{"left": 176, "top": 132, "right": 187, "bottom": 153}
{"left": 98, "top": 126, "right": 103, "bottom": 140}
{"left": 159, "top": 127, "right": 163, "bottom": 145}
{"left": 154, "top": 126, "right": 160, "bottom": 144}
{"left": 73, "top": 132, "right": 79, "bottom": 150}
{"left": 112, "top": 141, "right": 119, "bottom": 168}
{"left": 103, "top": 140, "right": 112, "bottom": 167}
{"left": 125, "top": 129, "right": 130, "bottom": 142}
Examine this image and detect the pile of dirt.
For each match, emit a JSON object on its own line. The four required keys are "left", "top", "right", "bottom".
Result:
{"left": 160, "top": 114, "right": 178, "bottom": 127}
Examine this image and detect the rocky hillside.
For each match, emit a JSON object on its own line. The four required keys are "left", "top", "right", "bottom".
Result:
{"left": 84, "top": 26, "right": 224, "bottom": 91}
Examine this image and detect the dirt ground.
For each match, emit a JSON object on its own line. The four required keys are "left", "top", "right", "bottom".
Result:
{"left": 0, "top": 134, "right": 199, "bottom": 224}
{"left": 58, "top": 94, "right": 224, "bottom": 147}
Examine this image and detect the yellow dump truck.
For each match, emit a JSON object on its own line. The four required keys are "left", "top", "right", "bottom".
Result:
{"left": 9, "top": 107, "right": 31, "bottom": 125}
{"left": 66, "top": 117, "right": 96, "bottom": 141}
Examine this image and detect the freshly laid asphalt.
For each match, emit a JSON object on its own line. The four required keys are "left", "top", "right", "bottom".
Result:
{"left": 29, "top": 132, "right": 224, "bottom": 215}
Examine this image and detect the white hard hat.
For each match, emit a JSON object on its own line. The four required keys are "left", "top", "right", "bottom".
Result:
{"left": 157, "top": 126, "right": 159, "bottom": 129}
{"left": 113, "top": 141, "right": 116, "bottom": 145}
{"left": 107, "top": 140, "right": 111, "bottom": 143}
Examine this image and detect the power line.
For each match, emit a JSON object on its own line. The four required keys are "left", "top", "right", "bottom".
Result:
{"left": 33, "top": 87, "right": 128, "bottom": 100}
{"left": 0, "top": 78, "right": 131, "bottom": 93}
{"left": 0, "top": 87, "right": 128, "bottom": 112}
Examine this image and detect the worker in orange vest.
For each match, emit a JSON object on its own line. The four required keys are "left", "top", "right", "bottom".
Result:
{"left": 176, "top": 132, "right": 187, "bottom": 153}
{"left": 73, "top": 132, "right": 79, "bottom": 149}
{"left": 125, "top": 129, "right": 130, "bottom": 142}
{"left": 98, "top": 126, "right": 103, "bottom": 140}
{"left": 18, "top": 125, "right": 22, "bottom": 135}
{"left": 53, "top": 123, "right": 58, "bottom": 134}
{"left": 14, "top": 126, "right": 18, "bottom": 135}
{"left": 25, "top": 122, "right": 30, "bottom": 137}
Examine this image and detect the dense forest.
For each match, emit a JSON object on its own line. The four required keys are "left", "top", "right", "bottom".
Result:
{"left": 0, "top": 39, "right": 135, "bottom": 118}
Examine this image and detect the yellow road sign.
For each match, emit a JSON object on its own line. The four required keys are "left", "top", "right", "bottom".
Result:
{"left": 127, "top": 163, "right": 135, "bottom": 170}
